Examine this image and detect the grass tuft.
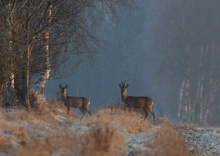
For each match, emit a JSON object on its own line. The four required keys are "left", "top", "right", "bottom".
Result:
{"left": 16, "top": 133, "right": 79, "bottom": 156}
{"left": 82, "top": 123, "right": 127, "bottom": 156}
{"left": 0, "top": 98, "right": 193, "bottom": 156}
{"left": 85, "top": 107, "right": 153, "bottom": 134}
{"left": 148, "top": 118, "right": 192, "bottom": 156}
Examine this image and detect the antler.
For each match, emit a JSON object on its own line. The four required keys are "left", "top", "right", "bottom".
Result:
{"left": 59, "top": 84, "right": 68, "bottom": 89}
{"left": 119, "top": 80, "right": 128, "bottom": 88}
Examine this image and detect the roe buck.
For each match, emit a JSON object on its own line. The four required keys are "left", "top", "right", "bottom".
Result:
{"left": 59, "top": 84, "right": 92, "bottom": 119}
{"left": 119, "top": 80, "right": 156, "bottom": 124}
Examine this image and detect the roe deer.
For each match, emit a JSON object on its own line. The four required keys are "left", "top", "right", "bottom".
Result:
{"left": 59, "top": 84, "right": 92, "bottom": 119}
{"left": 119, "top": 80, "right": 156, "bottom": 124}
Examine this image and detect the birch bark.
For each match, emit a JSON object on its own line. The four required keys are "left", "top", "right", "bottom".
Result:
{"left": 36, "top": 2, "right": 52, "bottom": 95}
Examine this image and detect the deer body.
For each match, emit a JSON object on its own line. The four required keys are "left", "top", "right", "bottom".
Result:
{"left": 123, "top": 96, "right": 153, "bottom": 109}
{"left": 60, "top": 84, "right": 92, "bottom": 119}
{"left": 119, "top": 81, "right": 156, "bottom": 124}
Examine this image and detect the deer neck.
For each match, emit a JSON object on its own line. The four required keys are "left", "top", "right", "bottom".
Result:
{"left": 121, "top": 91, "right": 127, "bottom": 102}
{"left": 62, "top": 91, "right": 67, "bottom": 101}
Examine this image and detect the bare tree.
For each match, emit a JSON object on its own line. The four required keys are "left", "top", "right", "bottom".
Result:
{"left": 175, "top": 0, "right": 220, "bottom": 125}
{"left": 0, "top": 0, "right": 133, "bottom": 108}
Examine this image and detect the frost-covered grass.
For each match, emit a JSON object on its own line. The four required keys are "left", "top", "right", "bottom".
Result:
{"left": 0, "top": 91, "right": 195, "bottom": 156}
{"left": 147, "top": 118, "right": 192, "bottom": 156}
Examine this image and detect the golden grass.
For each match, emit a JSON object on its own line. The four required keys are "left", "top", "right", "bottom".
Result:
{"left": 16, "top": 123, "right": 127, "bottom": 156}
{"left": 0, "top": 135, "right": 12, "bottom": 152}
{"left": 29, "top": 90, "right": 79, "bottom": 118}
{"left": 0, "top": 118, "right": 27, "bottom": 138}
{"left": 82, "top": 123, "right": 127, "bottom": 156}
{"left": 0, "top": 95, "right": 193, "bottom": 156}
{"left": 84, "top": 107, "right": 153, "bottom": 134}
{"left": 0, "top": 119, "right": 28, "bottom": 153}
{"left": 147, "top": 118, "right": 193, "bottom": 156}
{"left": 16, "top": 133, "right": 80, "bottom": 156}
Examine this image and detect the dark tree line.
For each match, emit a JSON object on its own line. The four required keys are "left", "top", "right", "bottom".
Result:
{"left": 151, "top": 0, "right": 220, "bottom": 125}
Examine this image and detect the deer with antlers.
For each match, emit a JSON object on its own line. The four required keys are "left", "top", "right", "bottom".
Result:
{"left": 119, "top": 80, "right": 156, "bottom": 124}
{"left": 59, "top": 84, "right": 92, "bottom": 119}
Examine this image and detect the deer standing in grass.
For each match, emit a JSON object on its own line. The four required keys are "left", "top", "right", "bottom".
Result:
{"left": 59, "top": 84, "right": 92, "bottom": 119}
{"left": 119, "top": 80, "right": 156, "bottom": 124}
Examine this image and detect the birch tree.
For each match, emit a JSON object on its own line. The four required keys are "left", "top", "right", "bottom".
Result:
{"left": 0, "top": 0, "right": 19, "bottom": 107}
{"left": 176, "top": 0, "right": 220, "bottom": 125}
{"left": 177, "top": 0, "right": 191, "bottom": 123}
{"left": 36, "top": 1, "right": 52, "bottom": 95}
{"left": 0, "top": 0, "right": 132, "bottom": 108}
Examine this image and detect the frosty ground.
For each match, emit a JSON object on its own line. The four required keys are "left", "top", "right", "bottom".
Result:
{"left": 125, "top": 124, "right": 220, "bottom": 156}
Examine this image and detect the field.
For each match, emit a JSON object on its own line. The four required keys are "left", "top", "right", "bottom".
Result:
{"left": 0, "top": 91, "right": 219, "bottom": 156}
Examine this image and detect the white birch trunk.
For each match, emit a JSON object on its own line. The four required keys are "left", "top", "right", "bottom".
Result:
{"left": 192, "top": 44, "right": 203, "bottom": 122}
{"left": 199, "top": 45, "right": 208, "bottom": 124}
{"left": 37, "top": 3, "right": 52, "bottom": 95}
{"left": 184, "top": 78, "right": 190, "bottom": 122}
{"left": 182, "top": 45, "right": 191, "bottom": 123}
{"left": 203, "top": 42, "right": 219, "bottom": 124}
{"left": 178, "top": 79, "right": 185, "bottom": 121}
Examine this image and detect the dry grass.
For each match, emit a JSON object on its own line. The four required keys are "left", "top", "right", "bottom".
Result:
{"left": 0, "top": 118, "right": 28, "bottom": 153}
{"left": 0, "top": 93, "right": 130, "bottom": 156}
{"left": 0, "top": 135, "right": 12, "bottom": 152}
{"left": 0, "top": 94, "right": 193, "bottom": 156}
{"left": 147, "top": 118, "right": 192, "bottom": 156}
{"left": 0, "top": 91, "right": 81, "bottom": 155}
{"left": 16, "top": 133, "right": 80, "bottom": 156}
{"left": 82, "top": 123, "right": 127, "bottom": 156}
{"left": 29, "top": 90, "right": 79, "bottom": 118}
{"left": 16, "top": 123, "right": 127, "bottom": 156}
{"left": 84, "top": 107, "right": 153, "bottom": 134}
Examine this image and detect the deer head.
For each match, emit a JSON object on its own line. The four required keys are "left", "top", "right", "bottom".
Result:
{"left": 119, "top": 80, "right": 129, "bottom": 94}
{"left": 59, "top": 84, "right": 68, "bottom": 99}
{"left": 119, "top": 80, "right": 129, "bottom": 101}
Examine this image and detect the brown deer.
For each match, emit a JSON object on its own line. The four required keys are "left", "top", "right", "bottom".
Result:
{"left": 59, "top": 84, "right": 92, "bottom": 119}
{"left": 119, "top": 80, "right": 156, "bottom": 124}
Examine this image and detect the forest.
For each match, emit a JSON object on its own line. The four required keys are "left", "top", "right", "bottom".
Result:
{"left": 1, "top": 0, "right": 220, "bottom": 126}
{"left": 1, "top": 0, "right": 220, "bottom": 156}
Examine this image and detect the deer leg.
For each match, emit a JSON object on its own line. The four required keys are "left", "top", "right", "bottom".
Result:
{"left": 142, "top": 108, "right": 148, "bottom": 120}
{"left": 67, "top": 106, "right": 70, "bottom": 114}
{"left": 148, "top": 109, "right": 156, "bottom": 124}
{"left": 79, "top": 107, "right": 85, "bottom": 119}
{"left": 124, "top": 104, "right": 127, "bottom": 113}
{"left": 85, "top": 108, "right": 92, "bottom": 116}
{"left": 128, "top": 106, "right": 132, "bottom": 113}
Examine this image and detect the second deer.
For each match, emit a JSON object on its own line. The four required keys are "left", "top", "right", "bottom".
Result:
{"left": 59, "top": 84, "right": 92, "bottom": 119}
{"left": 119, "top": 80, "right": 156, "bottom": 124}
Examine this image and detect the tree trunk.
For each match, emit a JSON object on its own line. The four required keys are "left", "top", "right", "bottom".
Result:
{"left": 1, "top": 1, "right": 15, "bottom": 107}
{"left": 178, "top": 79, "right": 185, "bottom": 122}
{"left": 36, "top": 2, "right": 52, "bottom": 95}
{"left": 22, "top": 45, "right": 31, "bottom": 110}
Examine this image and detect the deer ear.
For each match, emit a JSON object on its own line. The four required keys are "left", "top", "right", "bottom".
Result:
{"left": 65, "top": 85, "right": 68, "bottom": 88}
{"left": 59, "top": 84, "right": 62, "bottom": 88}
{"left": 119, "top": 83, "right": 122, "bottom": 88}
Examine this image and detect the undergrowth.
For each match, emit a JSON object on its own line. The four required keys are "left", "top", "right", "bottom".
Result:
{"left": 0, "top": 91, "right": 192, "bottom": 156}
{"left": 147, "top": 118, "right": 193, "bottom": 156}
